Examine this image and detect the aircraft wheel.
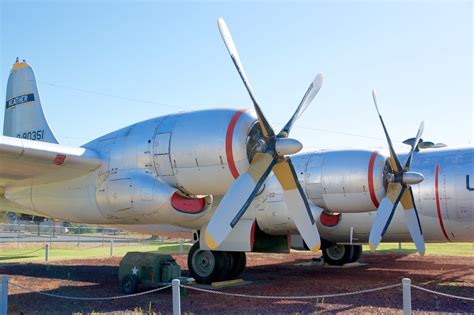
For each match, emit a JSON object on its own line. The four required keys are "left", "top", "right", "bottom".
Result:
{"left": 322, "top": 243, "right": 354, "bottom": 266}
{"left": 349, "top": 245, "right": 363, "bottom": 263}
{"left": 228, "top": 252, "right": 246, "bottom": 279}
{"left": 188, "top": 242, "right": 225, "bottom": 284}
{"left": 215, "top": 251, "right": 234, "bottom": 281}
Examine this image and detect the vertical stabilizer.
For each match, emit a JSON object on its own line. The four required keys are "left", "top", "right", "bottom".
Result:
{"left": 3, "top": 59, "right": 58, "bottom": 143}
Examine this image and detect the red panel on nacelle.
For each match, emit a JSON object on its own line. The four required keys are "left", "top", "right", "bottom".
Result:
{"left": 171, "top": 193, "right": 206, "bottom": 214}
{"left": 320, "top": 212, "right": 341, "bottom": 227}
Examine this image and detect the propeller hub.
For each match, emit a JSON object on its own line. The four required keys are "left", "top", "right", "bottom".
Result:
{"left": 275, "top": 138, "right": 303, "bottom": 156}
{"left": 402, "top": 172, "right": 424, "bottom": 185}
{"left": 386, "top": 172, "right": 396, "bottom": 184}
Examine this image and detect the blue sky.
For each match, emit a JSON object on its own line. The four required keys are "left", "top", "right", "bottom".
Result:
{"left": 1, "top": 1, "right": 472, "bottom": 151}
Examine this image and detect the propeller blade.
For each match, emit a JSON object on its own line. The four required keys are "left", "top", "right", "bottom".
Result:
{"left": 273, "top": 158, "right": 321, "bottom": 252}
{"left": 370, "top": 90, "right": 426, "bottom": 253}
{"left": 403, "top": 121, "right": 424, "bottom": 170}
{"left": 400, "top": 187, "right": 425, "bottom": 255}
{"left": 278, "top": 74, "right": 323, "bottom": 138}
{"left": 371, "top": 90, "right": 403, "bottom": 173}
{"left": 418, "top": 141, "right": 433, "bottom": 149}
{"left": 433, "top": 143, "right": 447, "bottom": 148}
{"left": 368, "top": 184, "right": 405, "bottom": 251}
{"left": 217, "top": 18, "right": 275, "bottom": 139}
{"left": 204, "top": 152, "right": 276, "bottom": 249}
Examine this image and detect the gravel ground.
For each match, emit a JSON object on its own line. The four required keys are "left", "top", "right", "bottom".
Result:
{"left": 1, "top": 251, "right": 473, "bottom": 314}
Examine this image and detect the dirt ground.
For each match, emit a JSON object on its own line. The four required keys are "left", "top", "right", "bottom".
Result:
{"left": 1, "top": 251, "right": 473, "bottom": 314}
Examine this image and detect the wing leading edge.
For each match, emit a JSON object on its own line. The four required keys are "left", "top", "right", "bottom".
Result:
{"left": 0, "top": 135, "right": 101, "bottom": 187}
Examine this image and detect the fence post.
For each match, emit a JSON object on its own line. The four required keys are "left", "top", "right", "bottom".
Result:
{"left": 77, "top": 226, "right": 81, "bottom": 247}
{"left": 402, "top": 278, "right": 412, "bottom": 315}
{"left": 45, "top": 243, "right": 49, "bottom": 262}
{"left": 179, "top": 239, "right": 183, "bottom": 254}
{"left": 1, "top": 276, "right": 8, "bottom": 315}
{"left": 110, "top": 240, "right": 114, "bottom": 257}
{"left": 172, "top": 279, "right": 181, "bottom": 315}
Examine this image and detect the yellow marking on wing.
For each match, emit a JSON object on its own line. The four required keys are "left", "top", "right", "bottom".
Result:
{"left": 273, "top": 161, "right": 297, "bottom": 190}
{"left": 204, "top": 231, "right": 218, "bottom": 250}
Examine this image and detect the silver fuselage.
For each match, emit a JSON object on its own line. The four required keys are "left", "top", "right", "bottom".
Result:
{"left": 3, "top": 110, "right": 473, "bottom": 244}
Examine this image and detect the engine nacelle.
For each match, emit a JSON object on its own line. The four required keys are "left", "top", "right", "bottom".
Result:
{"left": 253, "top": 149, "right": 387, "bottom": 235}
{"left": 154, "top": 109, "right": 257, "bottom": 196}
{"left": 305, "top": 150, "right": 386, "bottom": 213}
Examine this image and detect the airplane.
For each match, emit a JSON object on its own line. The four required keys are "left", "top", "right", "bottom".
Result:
{"left": 1, "top": 19, "right": 472, "bottom": 284}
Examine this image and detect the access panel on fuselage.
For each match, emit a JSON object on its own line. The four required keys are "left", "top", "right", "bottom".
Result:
{"left": 153, "top": 132, "right": 174, "bottom": 176}
{"left": 106, "top": 178, "right": 133, "bottom": 212}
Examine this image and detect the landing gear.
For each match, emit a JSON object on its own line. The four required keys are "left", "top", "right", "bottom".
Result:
{"left": 349, "top": 245, "right": 363, "bottom": 263}
{"left": 188, "top": 242, "right": 223, "bottom": 284}
{"left": 228, "top": 252, "right": 246, "bottom": 279}
{"left": 322, "top": 244, "right": 363, "bottom": 266}
{"left": 187, "top": 242, "right": 246, "bottom": 284}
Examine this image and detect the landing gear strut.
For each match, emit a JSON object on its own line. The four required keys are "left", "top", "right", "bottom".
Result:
{"left": 322, "top": 243, "right": 363, "bottom": 266}
{"left": 187, "top": 242, "right": 246, "bottom": 284}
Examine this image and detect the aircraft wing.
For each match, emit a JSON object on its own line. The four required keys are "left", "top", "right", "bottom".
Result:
{"left": 0, "top": 136, "right": 101, "bottom": 187}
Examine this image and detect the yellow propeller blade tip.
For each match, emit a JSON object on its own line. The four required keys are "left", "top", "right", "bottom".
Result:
{"left": 369, "top": 242, "right": 376, "bottom": 252}
{"left": 310, "top": 242, "right": 321, "bottom": 253}
{"left": 204, "top": 231, "right": 218, "bottom": 250}
{"left": 419, "top": 250, "right": 425, "bottom": 256}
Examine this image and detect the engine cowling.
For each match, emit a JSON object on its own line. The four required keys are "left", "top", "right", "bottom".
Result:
{"left": 305, "top": 149, "right": 387, "bottom": 213}
{"left": 254, "top": 149, "right": 388, "bottom": 235}
{"left": 154, "top": 109, "right": 257, "bottom": 196}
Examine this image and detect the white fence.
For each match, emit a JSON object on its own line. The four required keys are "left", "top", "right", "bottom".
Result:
{"left": 0, "top": 223, "right": 149, "bottom": 245}
{"left": 0, "top": 240, "right": 191, "bottom": 262}
{"left": 1, "top": 276, "right": 473, "bottom": 315}
{"left": 0, "top": 223, "right": 192, "bottom": 260}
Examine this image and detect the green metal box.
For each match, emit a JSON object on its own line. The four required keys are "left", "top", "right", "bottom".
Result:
{"left": 161, "top": 261, "right": 181, "bottom": 282}
{"left": 119, "top": 252, "right": 182, "bottom": 293}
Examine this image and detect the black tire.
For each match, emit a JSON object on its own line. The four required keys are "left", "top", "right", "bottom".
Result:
{"left": 120, "top": 275, "right": 138, "bottom": 294}
{"left": 228, "top": 252, "right": 246, "bottom": 279}
{"left": 187, "top": 242, "right": 225, "bottom": 284}
{"left": 216, "top": 251, "right": 234, "bottom": 281}
{"left": 322, "top": 244, "right": 354, "bottom": 266}
{"left": 349, "top": 245, "right": 363, "bottom": 263}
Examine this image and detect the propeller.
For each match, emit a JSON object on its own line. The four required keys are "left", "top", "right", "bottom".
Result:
{"left": 204, "top": 18, "right": 324, "bottom": 252}
{"left": 403, "top": 138, "right": 447, "bottom": 150}
{"left": 368, "top": 90, "right": 426, "bottom": 255}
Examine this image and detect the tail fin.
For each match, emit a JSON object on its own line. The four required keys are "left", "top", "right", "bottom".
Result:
{"left": 3, "top": 58, "right": 58, "bottom": 143}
